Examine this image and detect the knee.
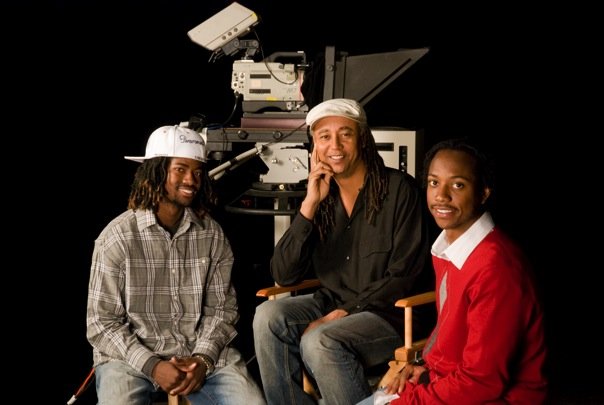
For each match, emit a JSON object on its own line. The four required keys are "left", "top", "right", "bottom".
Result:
{"left": 300, "top": 330, "right": 326, "bottom": 367}
{"left": 253, "top": 300, "right": 281, "bottom": 332}
{"left": 96, "top": 361, "right": 128, "bottom": 386}
{"left": 301, "top": 327, "right": 345, "bottom": 364}
{"left": 95, "top": 361, "right": 151, "bottom": 401}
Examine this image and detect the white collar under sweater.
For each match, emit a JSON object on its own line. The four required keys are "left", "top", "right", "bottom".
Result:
{"left": 431, "top": 211, "right": 495, "bottom": 270}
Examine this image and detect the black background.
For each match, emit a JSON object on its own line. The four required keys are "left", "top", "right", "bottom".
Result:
{"left": 15, "top": 1, "right": 595, "bottom": 404}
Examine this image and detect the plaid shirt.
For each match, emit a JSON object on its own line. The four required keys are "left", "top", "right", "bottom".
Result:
{"left": 86, "top": 208, "right": 238, "bottom": 378}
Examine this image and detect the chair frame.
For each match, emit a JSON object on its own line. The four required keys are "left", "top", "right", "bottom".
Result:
{"left": 378, "top": 291, "right": 435, "bottom": 387}
{"left": 256, "top": 279, "right": 436, "bottom": 397}
{"left": 168, "top": 394, "right": 189, "bottom": 405}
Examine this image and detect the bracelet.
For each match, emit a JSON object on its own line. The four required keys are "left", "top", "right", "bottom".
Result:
{"left": 193, "top": 353, "right": 215, "bottom": 376}
{"left": 410, "top": 357, "right": 425, "bottom": 366}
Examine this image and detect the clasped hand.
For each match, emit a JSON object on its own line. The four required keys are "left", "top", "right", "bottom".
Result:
{"left": 303, "top": 308, "right": 348, "bottom": 335}
{"left": 383, "top": 364, "right": 426, "bottom": 395}
{"left": 153, "top": 356, "right": 207, "bottom": 396}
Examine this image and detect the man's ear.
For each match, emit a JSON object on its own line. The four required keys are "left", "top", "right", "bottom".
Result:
{"left": 481, "top": 187, "right": 492, "bottom": 205}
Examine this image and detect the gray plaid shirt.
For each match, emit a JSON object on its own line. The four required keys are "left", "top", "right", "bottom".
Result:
{"left": 86, "top": 208, "right": 238, "bottom": 378}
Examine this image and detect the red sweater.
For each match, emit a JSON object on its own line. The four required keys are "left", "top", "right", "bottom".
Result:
{"left": 393, "top": 228, "right": 547, "bottom": 404}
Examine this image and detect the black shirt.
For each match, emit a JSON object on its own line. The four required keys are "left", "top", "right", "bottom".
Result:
{"left": 271, "top": 168, "right": 434, "bottom": 334}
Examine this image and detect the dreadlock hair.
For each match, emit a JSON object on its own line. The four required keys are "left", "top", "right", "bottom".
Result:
{"left": 314, "top": 122, "right": 389, "bottom": 240}
{"left": 127, "top": 157, "right": 217, "bottom": 219}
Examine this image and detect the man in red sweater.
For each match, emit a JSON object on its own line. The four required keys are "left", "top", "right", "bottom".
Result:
{"left": 360, "top": 138, "right": 547, "bottom": 404}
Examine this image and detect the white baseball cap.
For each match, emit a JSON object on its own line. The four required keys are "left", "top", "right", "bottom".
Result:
{"left": 125, "top": 125, "right": 207, "bottom": 163}
{"left": 305, "top": 98, "right": 367, "bottom": 130}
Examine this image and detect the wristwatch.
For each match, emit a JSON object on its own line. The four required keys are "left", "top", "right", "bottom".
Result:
{"left": 193, "top": 353, "right": 215, "bottom": 376}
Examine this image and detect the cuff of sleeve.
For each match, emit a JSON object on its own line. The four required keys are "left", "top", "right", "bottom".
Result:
{"left": 142, "top": 356, "right": 162, "bottom": 379}
{"left": 340, "top": 302, "right": 363, "bottom": 314}
{"left": 418, "top": 370, "right": 430, "bottom": 385}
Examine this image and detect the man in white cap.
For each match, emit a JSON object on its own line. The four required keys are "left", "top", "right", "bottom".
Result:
{"left": 253, "top": 99, "right": 435, "bottom": 404}
{"left": 87, "top": 125, "right": 266, "bottom": 405}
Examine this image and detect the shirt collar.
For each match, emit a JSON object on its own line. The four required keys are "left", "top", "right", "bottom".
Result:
{"left": 134, "top": 207, "right": 202, "bottom": 232}
{"left": 431, "top": 211, "right": 495, "bottom": 269}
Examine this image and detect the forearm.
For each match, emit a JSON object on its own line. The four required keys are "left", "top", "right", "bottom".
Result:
{"left": 87, "top": 307, "right": 158, "bottom": 373}
{"left": 195, "top": 302, "right": 239, "bottom": 362}
{"left": 271, "top": 213, "right": 315, "bottom": 285}
{"left": 194, "top": 257, "right": 239, "bottom": 362}
{"left": 299, "top": 197, "right": 320, "bottom": 220}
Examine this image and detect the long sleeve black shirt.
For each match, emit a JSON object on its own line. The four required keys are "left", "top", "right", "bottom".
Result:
{"left": 271, "top": 168, "right": 434, "bottom": 333}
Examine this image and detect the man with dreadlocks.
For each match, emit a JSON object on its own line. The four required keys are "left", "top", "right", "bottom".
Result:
{"left": 253, "top": 99, "right": 435, "bottom": 405}
{"left": 86, "top": 125, "right": 265, "bottom": 405}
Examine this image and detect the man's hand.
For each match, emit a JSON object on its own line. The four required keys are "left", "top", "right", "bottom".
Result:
{"left": 153, "top": 356, "right": 207, "bottom": 396}
{"left": 303, "top": 308, "right": 348, "bottom": 335}
{"left": 300, "top": 148, "right": 334, "bottom": 220}
{"left": 384, "top": 364, "right": 426, "bottom": 394}
{"left": 151, "top": 359, "right": 187, "bottom": 394}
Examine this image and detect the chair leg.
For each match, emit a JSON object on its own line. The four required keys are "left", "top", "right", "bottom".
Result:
{"left": 303, "top": 373, "right": 321, "bottom": 400}
{"left": 168, "top": 394, "right": 190, "bottom": 405}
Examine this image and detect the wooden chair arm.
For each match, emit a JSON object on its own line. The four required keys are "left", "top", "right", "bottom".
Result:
{"left": 379, "top": 338, "right": 430, "bottom": 388}
{"left": 395, "top": 291, "right": 436, "bottom": 308}
{"left": 256, "top": 279, "right": 321, "bottom": 298}
{"left": 379, "top": 291, "right": 437, "bottom": 390}
{"left": 394, "top": 291, "right": 436, "bottom": 357}
{"left": 394, "top": 338, "right": 428, "bottom": 362}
